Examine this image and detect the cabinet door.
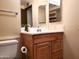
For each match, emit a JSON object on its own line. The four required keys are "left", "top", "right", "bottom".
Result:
{"left": 52, "top": 40, "right": 63, "bottom": 52}
{"left": 34, "top": 42, "right": 51, "bottom": 59}
{"left": 52, "top": 51, "right": 63, "bottom": 59}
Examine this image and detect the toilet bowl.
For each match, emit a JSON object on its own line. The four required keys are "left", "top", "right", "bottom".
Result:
{"left": 0, "top": 39, "right": 18, "bottom": 59}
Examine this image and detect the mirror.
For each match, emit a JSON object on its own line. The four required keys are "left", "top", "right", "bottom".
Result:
{"left": 38, "top": 5, "right": 46, "bottom": 24}
{"left": 21, "top": 5, "right": 33, "bottom": 27}
{"left": 26, "top": 5, "right": 33, "bottom": 26}
{"left": 21, "top": 0, "right": 61, "bottom": 27}
{"left": 49, "top": 0, "right": 61, "bottom": 23}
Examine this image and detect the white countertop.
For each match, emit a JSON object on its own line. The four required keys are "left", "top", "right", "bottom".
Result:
{"left": 21, "top": 25, "right": 64, "bottom": 35}
{"left": 21, "top": 29, "right": 64, "bottom": 35}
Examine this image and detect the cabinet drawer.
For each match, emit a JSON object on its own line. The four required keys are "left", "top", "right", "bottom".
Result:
{"left": 57, "top": 33, "right": 63, "bottom": 40}
{"left": 50, "top": 34, "right": 57, "bottom": 40}
{"left": 33, "top": 34, "right": 51, "bottom": 44}
{"left": 52, "top": 40, "right": 63, "bottom": 52}
{"left": 52, "top": 51, "right": 63, "bottom": 59}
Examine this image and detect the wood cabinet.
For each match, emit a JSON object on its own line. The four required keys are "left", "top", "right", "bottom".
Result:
{"left": 52, "top": 51, "right": 63, "bottom": 59}
{"left": 20, "top": 32, "right": 63, "bottom": 59}
{"left": 34, "top": 42, "right": 51, "bottom": 59}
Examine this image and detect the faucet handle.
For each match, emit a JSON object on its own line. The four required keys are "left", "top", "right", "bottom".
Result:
{"left": 37, "top": 26, "right": 41, "bottom": 32}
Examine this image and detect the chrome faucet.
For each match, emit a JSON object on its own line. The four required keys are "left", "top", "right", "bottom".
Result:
{"left": 37, "top": 26, "right": 41, "bottom": 32}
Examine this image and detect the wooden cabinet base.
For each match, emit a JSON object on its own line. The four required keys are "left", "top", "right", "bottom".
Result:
{"left": 20, "top": 32, "right": 63, "bottom": 59}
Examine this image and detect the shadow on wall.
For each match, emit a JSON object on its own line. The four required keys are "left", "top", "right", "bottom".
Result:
{"left": 63, "top": 33, "right": 75, "bottom": 59}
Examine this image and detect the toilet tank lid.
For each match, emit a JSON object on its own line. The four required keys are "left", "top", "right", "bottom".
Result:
{"left": 0, "top": 40, "right": 18, "bottom": 46}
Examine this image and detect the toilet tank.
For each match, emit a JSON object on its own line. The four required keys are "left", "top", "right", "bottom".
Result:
{"left": 0, "top": 39, "right": 18, "bottom": 59}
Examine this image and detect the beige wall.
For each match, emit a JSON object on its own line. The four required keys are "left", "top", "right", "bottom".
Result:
{"left": 21, "top": 5, "right": 26, "bottom": 9}
{"left": 0, "top": 0, "right": 21, "bottom": 40}
{"left": 62, "top": 0, "right": 79, "bottom": 59}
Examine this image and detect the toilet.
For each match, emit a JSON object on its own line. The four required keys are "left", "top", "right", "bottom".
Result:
{"left": 0, "top": 39, "right": 18, "bottom": 59}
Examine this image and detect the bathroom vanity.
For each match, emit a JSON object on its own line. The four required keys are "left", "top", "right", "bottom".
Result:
{"left": 20, "top": 31, "right": 64, "bottom": 59}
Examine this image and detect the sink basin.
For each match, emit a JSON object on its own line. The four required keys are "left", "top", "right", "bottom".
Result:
{"left": 28, "top": 27, "right": 48, "bottom": 32}
{"left": 21, "top": 27, "right": 48, "bottom": 33}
